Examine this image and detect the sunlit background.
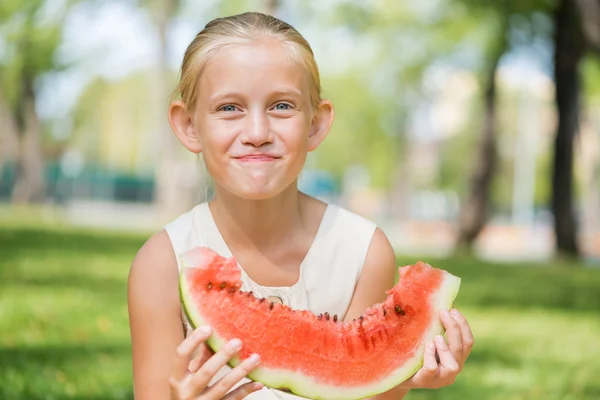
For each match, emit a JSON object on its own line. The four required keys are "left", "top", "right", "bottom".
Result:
{"left": 1, "top": 0, "right": 600, "bottom": 399}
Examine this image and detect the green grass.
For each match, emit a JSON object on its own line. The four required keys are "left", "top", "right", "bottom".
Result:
{"left": 1, "top": 221, "right": 599, "bottom": 399}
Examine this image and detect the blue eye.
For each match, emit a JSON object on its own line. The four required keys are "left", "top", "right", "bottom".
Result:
{"left": 220, "top": 105, "right": 238, "bottom": 112}
{"left": 274, "top": 103, "right": 291, "bottom": 110}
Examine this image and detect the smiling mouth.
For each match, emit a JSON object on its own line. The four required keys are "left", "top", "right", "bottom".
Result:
{"left": 234, "top": 155, "right": 281, "bottom": 162}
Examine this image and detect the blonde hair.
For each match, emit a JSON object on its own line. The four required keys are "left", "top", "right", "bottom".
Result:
{"left": 172, "top": 12, "right": 322, "bottom": 112}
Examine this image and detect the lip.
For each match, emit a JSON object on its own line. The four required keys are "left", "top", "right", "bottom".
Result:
{"left": 233, "top": 154, "right": 281, "bottom": 162}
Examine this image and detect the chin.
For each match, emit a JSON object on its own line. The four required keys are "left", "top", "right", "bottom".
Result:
{"left": 223, "top": 180, "right": 296, "bottom": 201}
{"left": 233, "top": 187, "right": 285, "bottom": 201}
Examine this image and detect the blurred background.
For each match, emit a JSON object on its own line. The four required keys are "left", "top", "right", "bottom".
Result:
{"left": 1, "top": 0, "right": 599, "bottom": 399}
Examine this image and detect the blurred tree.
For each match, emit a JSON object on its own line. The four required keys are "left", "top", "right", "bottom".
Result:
{"left": 551, "top": 0, "right": 600, "bottom": 258}
{"left": 140, "top": 0, "right": 183, "bottom": 218}
{"left": 454, "top": 11, "right": 508, "bottom": 252}
{"left": 575, "top": 0, "right": 600, "bottom": 52}
{"left": 551, "top": 0, "right": 585, "bottom": 257}
{"left": 452, "top": 0, "right": 557, "bottom": 252}
{"left": 318, "top": 0, "right": 487, "bottom": 218}
{"left": 0, "top": 93, "right": 19, "bottom": 188}
{"left": 135, "top": 0, "right": 208, "bottom": 219}
{"left": 0, "top": 0, "right": 72, "bottom": 203}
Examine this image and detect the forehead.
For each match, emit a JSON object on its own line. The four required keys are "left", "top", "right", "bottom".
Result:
{"left": 198, "top": 37, "right": 310, "bottom": 101}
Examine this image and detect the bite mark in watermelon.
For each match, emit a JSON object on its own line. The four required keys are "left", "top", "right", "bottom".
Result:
{"left": 179, "top": 247, "right": 461, "bottom": 400}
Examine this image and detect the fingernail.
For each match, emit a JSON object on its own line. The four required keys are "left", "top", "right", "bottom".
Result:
{"left": 441, "top": 309, "right": 450, "bottom": 317}
{"left": 229, "top": 338, "right": 242, "bottom": 350}
{"left": 451, "top": 309, "right": 459, "bottom": 317}
{"left": 254, "top": 382, "right": 264, "bottom": 390}
{"left": 435, "top": 335, "right": 445, "bottom": 344}
{"left": 198, "top": 326, "right": 211, "bottom": 335}
{"left": 428, "top": 342, "right": 435, "bottom": 351}
{"left": 249, "top": 353, "right": 260, "bottom": 364}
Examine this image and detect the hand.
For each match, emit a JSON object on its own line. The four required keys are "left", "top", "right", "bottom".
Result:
{"left": 401, "top": 308, "right": 474, "bottom": 389}
{"left": 169, "top": 326, "right": 263, "bottom": 399}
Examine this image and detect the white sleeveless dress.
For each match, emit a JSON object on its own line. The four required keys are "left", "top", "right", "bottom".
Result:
{"left": 164, "top": 202, "right": 377, "bottom": 399}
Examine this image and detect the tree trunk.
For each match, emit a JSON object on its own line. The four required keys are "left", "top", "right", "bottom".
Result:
{"left": 151, "top": 0, "right": 199, "bottom": 220}
{"left": 0, "top": 94, "right": 19, "bottom": 188}
{"left": 11, "top": 86, "right": 45, "bottom": 204}
{"left": 455, "top": 35, "right": 507, "bottom": 252}
{"left": 574, "top": 0, "right": 600, "bottom": 53}
{"left": 551, "top": 0, "right": 585, "bottom": 258}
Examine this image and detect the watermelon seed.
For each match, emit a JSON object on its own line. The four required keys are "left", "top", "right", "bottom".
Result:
{"left": 383, "top": 308, "right": 387, "bottom": 316}
{"left": 207, "top": 282, "right": 213, "bottom": 290}
{"left": 220, "top": 283, "right": 226, "bottom": 290}
{"left": 324, "top": 312, "right": 330, "bottom": 321}
{"left": 247, "top": 291, "right": 253, "bottom": 297}
{"left": 359, "top": 316, "right": 364, "bottom": 321}
{"left": 394, "top": 305, "right": 405, "bottom": 315}
{"left": 259, "top": 298, "right": 266, "bottom": 303}
{"left": 318, "top": 313, "right": 323, "bottom": 320}
{"left": 333, "top": 314, "right": 338, "bottom": 322}
{"left": 269, "top": 302, "right": 274, "bottom": 310}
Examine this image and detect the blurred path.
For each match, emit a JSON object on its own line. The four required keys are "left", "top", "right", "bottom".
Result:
{"left": 10, "top": 200, "right": 598, "bottom": 264}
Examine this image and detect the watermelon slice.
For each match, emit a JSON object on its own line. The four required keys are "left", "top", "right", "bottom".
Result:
{"left": 179, "top": 247, "right": 461, "bottom": 400}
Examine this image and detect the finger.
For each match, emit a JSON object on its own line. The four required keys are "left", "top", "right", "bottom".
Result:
{"left": 190, "top": 338, "right": 243, "bottom": 389}
{"left": 435, "top": 335, "right": 459, "bottom": 379}
{"left": 407, "top": 340, "right": 437, "bottom": 387}
{"left": 450, "top": 309, "right": 474, "bottom": 358}
{"left": 205, "top": 353, "right": 261, "bottom": 398}
{"left": 222, "top": 381, "right": 264, "bottom": 400}
{"left": 173, "top": 326, "right": 213, "bottom": 380}
{"left": 422, "top": 341, "right": 439, "bottom": 375}
{"left": 440, "top": 309, "right": 463, "bottom": 361}
{"left": 188, "top": 343, "right": 213, "bottom": 373}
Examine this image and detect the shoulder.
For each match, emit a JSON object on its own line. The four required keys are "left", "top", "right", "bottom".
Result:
{"left": 128, "top": 202, "right": 211, "bottom": 299}
{"left": 130, "top": 229, "right": 177, "bottom": 275}
{"left": 128, "top": 229, "right": 179, "bottom": 306}
{"left": 363, "top": 226, "right": 397, "bottom": 284}
{"left": 328, "top": 203, "right": 377, "bottom": 231}
{"left": 320, "top": 202, "right": 395, "bottom": 289}
{"left": 341, "top": 218, "right": 397, "bottom": 321}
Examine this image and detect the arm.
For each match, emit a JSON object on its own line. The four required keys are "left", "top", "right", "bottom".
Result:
{"left": 344, "top": 228, "right": 475, "bottom": 399}
{"left": 343, "top": 228, "right": 411, "bottom": 400}
{"left": 128, "top": 231, "right": 263, "bottom": 400}
{"left": 128, "top": 230, "right": 186, "bottom": 399}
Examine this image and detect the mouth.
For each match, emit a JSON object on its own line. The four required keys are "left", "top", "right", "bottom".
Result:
{"left": 233, "top": 154, "right": 281, "bottom": 162}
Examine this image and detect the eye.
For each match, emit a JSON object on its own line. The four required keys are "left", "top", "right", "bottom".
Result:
{"left": 219, "top": 105, "right": 238, "bottom": 112}
{"left": 273, "top": 102, "right": 292, "bottom": 111}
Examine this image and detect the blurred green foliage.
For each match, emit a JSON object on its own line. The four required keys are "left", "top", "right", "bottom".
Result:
{"left": 0, "top": 0, "right": 69, "bottom": 111}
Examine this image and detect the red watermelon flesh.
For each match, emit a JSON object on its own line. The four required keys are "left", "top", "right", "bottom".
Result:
{"left": 179, "top": 247, "right": 461, "bottom": 400}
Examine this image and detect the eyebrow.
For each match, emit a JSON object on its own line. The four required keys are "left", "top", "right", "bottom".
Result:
{"left": 270, "top": 89, "right": 304, "bottom": 99}
{"left": 208, "top": 88, "right": 304, "bottom": 103}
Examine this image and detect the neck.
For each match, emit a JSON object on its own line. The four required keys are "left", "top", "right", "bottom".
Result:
{"left": 209, "top": 182, "right": 305, "bottom": 248}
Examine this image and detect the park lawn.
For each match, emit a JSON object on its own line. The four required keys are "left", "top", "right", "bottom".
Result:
{"left": 1, "top": 222, "right": 599, "bottom": 400}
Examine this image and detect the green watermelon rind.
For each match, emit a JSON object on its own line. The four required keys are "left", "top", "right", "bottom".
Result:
{"left": 179, "top": 269, "right": 461, "bottom": 400}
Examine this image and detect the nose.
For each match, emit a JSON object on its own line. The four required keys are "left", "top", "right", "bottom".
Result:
{"left": 241, "top": 108, "right": 273, "bottom": 146}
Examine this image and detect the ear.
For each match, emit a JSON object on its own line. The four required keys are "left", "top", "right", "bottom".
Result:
{"left": 168, "top": 100, "right": 202, "bottom": 154}
{"left": 307, "top": 99, "right": 334, "bottom": 152}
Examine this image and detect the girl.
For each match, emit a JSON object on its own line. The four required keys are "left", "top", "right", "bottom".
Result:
{"left": 128, "top": 11, "right": 473, "bottom": 400}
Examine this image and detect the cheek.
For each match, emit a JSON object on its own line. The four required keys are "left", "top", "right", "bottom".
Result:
{"left": 277, "top": 118, "right": 310, "bottom": 148}
{"left": 200, "top": 121, "right": 237, "bottom": 153}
